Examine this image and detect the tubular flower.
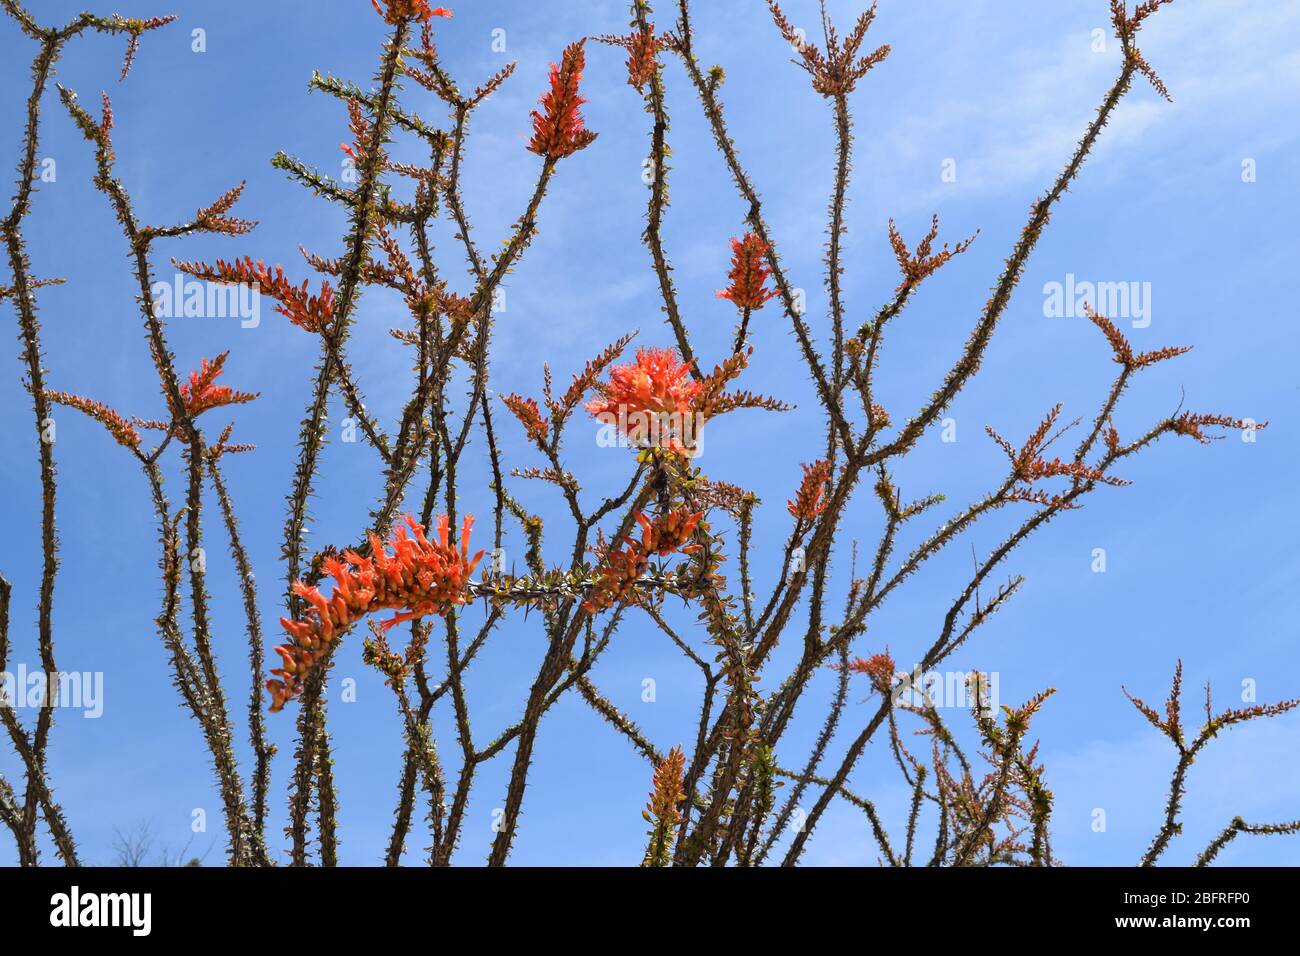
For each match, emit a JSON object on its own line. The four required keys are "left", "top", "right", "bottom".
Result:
{"left": 501, "top": 393, "right": 550, "bottom": 445}
{"left": 787, "top": 460, "right": 832, "bottom": 522}
{"left": 987, "top": 404, "right": 1129, "bottom": 508}
{"left": 372, "top": 1, "right": 452, "bottom": 25}
{"left": 585, "top": 347, "right": 702, "bottom": 431}
{"left": 1171, "top": 412, "right": 1265, "bottom": 444}
{"left": 887, "top": 215, "right": 978, "bottom": 292}
{"left": 642, "top": 745, "right": 685, "bottom": 866}
{"left": 585, "top": 347, "right": 705, "bottom": 455}
{"left": 583, "top": 508, "right": 703, "bottom": 614}
{"left": 626, "top": 25, "right": 659, "bottom": 90}
{"left": 192, "top": 181, "right": 256, "bottom": 237}
{"left": 1084, "top": 304, "right": 1191, "bottom": 370}
{"left": 178, "top": 353, "right": 258, "bottom": 418}
{"left": 527, "top": 40, "right": 598, "bottom": 160}
{"left": 846, "top": 652, "right": 897, "bottom": 694}
{"left": 173, "top": 256, "right": 335, "bottom": 334}
{"left": 637, "top": 509, "right": 703, "bottom": 557}
{"left": 268, "top": 514, "right": 484, "bottom": 711}
{"left": 43, "top": 390, "right": 141, "bottom": 449}
{"left": 582, "top": 542, "right": 648, "bottom": 614}
{"left": 1022, "top": 456, "right": 1128, "bottom": 484}
{"left": 768, "top": 0, "right": 889, "bottom": 96}
{"left": 341, "top": 97, "right": 375, "bottom": 166}
{"left": 716, "top": 232, "right": 779, "bottom": 311}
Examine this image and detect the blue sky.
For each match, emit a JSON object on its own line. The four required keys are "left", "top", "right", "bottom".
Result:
{"left": 1, "top": 0, "right": 1297, "bottom": 866}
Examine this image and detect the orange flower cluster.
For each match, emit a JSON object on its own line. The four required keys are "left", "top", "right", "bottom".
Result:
{"left": 989, "top": 404, "right": 1128, "bottom": 497}
{"left": 43, "top": 390, "right": 141, "bottom": 449}
{"left": 1021, "top": 456, "right": 1109, "bottom": 483}
{"left": 174, "top": 256, "right": 335, "bottom": 334}
{"left": 642, "top": 744, "right": 685, "bottom": 844}
{"left": 1125, "top": 660, "right": 1300, "bottom": 764}
{"left": 585, "top": 346, "right": 703, "bottom": 424}
{"left": 1110, "top": 0, "right": 1175, "bottom": 101}
{"left": 787, "top": 460, "right": 832, "bottom": 522}
{"left": 639, "top": 509, "right": 704, "bottom": 557}
{"left": 528, "top": 40, "right": 598, "bottom": 160}
{"left": 560, "top": 331, "right": 636, "bottom": 411}
{"left": 179, "top": 353, "right": 258, "bottom": 418}
{"left": 1084, "top": 305, "right": 1191, "bottom": 370}
{"left": 583, "top": 509, "right": 702, "bottom": 614}
{"left": 716, "top": 233, "right": 778, "bottom": 311}
{"left": 210, "top": 422, "right": 255, "bottom": 459}
{"left": 846, "top": 652, "right": 897, "bottom": 694}
{"left": 887, "top": 215, "right": 977, "bottom": 292}
{"left": 1171, "top": 412, "right": 1264, "bottom": 444}
{"left": 768, "top": 0, "right": 889, "bottom": 96}
{"left": 501, "top": 393, "right": 549, "bottom": 445}
{"left": 269, "top": 514, "right": 484, "bottom": 711}
{"left": 641, "top": 744, "right": 685, "bottom": 865}
{"left": 581, "top": 344, "right": 788, "bottom": 457}
{"left": 371, "top": 0, "right": 452, "bottom": 25}
{"left": 192, "top": 181, "right": 256, "bottom": 237}
{"left": 645, "top": 745, "right": 685, "bottom": 824}
{"left": 626, "top": 25, "right": 659, "bottom": 90}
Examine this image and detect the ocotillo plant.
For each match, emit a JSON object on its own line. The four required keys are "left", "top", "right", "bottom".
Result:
{"left": 1, "top": 0, "right": 1294, "bottom": 868}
